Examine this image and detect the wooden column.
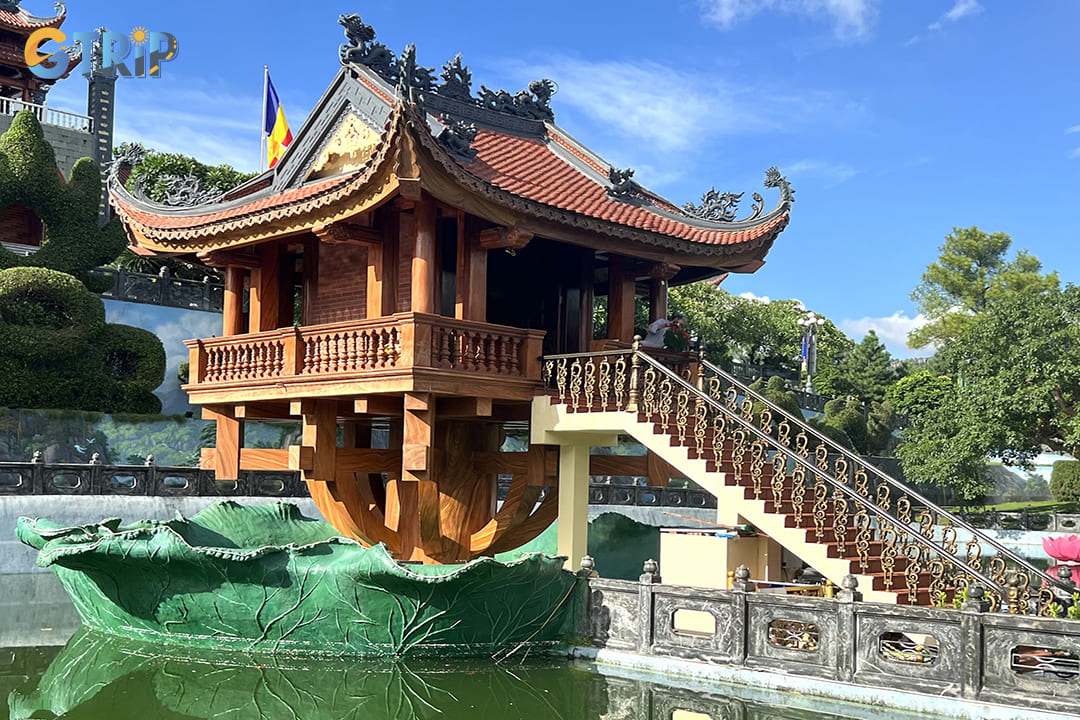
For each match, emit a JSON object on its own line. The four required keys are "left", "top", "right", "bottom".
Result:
{"left": 557, "top": 441, "right": 590, "bottom": 572}
{"left": 222, "top": 266, "right": 244, "bottom": 336}
{"left": 205, "top": 407, "right": 242, "bottom": 481}
{"left": 387, "top": 392, "right": 440, "bottom": 561}
{"left": 249, "top": 242, "right": 280, "bottom": 333}
{"left": 455, "top": 215, "right": 488, "bottom": 321}
{"left": 410, "top": 198, "right": 437, "bottom": 314}
{"left": 648, "top": 263, "right": 681, "bottom": 323}
{"left": 277, "top": 247, "right": 295, "bottom": 328}
{"left": 301, "top": 235, "right": 319, "bottom": 326}
{"left": 300, "top": 399, "right": 336, "bottom": 485}
{"left": 607, "top": 255, "right": 636, "bottom": 343}
{"left": 580, "top": 250, "right": 595, "bottom": 350}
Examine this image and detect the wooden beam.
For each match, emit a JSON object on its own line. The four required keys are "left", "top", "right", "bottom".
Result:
{"left": 353, "top": 395, "right": 405, "bottom": 416}
{"left": 222, "top": 266, "right": 244, "bottom": 337}
{"left": 336, "top": 448, "right": 402, "bottom": 474}
{"left": 249, "top": 242, "right": 280, "bottom": 333}
{"left": 436, "top": 396, "right": 492, "bottom": 418}
{"left": 410, "top": 198, "right": 437, "bottom": 314}
{"left": 199, "top": 248, "right": 262, "bottom": 269}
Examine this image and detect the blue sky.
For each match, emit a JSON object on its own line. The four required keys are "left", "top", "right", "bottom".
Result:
{"left": 43, "top": 1, "right": 1080, "bottom": 358}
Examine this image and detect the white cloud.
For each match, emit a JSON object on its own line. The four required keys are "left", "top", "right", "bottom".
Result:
{"left": 700, "top": 0, "right": 880, "bottom": 40}
{"left": 928, "top": 0, "right": 983, "bottom": 31}
{"left": 782, "top": 159, "right": 859, "bottom": 186}
{"left": 738, "top": 291, "right": 771, "bottom": 304}
{"left": 1066, "top": 125, "right": 1080, "bottom": 135}
{"left": 838, "top": 312, "right": 930, "bottom": 358}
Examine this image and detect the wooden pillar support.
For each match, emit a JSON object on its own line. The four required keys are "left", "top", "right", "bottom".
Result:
{"left": 205, "top": 407, "right": 242, "bottom": 481}
{"left": 222, "top": 266, "right": 245, "bottom": 337}
{"left": 557, "top": 441, "right": 590, "bottom": 572}
{"left": 388, "top": 392, "right": 440, "bottom": 562}
{"left": 608, "top": 255, "right": 636, "bottom": 343}
{"left": 648, "top": 263, "right": 680, "bottom": 324}
{"left": 410, "top": 198, "right": 437, "bottom": 314}
{"left": 249, "top": 242, "right": 280, "bottom": 333}
{"left": 455, "top": 215, "right": 488, "bottom": 321}
{"left": 300, "top": 399, "right": 337, "bottom": 485}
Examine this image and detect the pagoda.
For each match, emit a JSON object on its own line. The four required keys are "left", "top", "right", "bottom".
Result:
{"left": 109, "top": 14, "right": 793, "bottom": 566}
{"left": 0, "top": 0, "right": 78, "bottom": 103}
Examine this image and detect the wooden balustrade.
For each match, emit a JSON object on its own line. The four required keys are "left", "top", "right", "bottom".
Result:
{"left": 184, "top": 313, "right": 545, "bottom": 389}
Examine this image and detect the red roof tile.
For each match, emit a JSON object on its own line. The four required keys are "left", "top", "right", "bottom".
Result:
{"left": 0, "top": 8, "right": 64, "bottom": 32}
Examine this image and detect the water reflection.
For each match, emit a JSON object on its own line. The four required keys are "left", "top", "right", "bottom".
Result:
{"left": 4, "top": 629, "right": 870, "bottom": 720}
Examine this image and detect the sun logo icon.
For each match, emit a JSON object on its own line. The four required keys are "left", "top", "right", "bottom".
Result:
{"left": 130, "top": 27, "right": 149, "bottom": 46}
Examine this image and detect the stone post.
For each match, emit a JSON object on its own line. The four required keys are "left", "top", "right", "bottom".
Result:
{"left": 960, "top": 583, "right": 990, "bottom": 700}
{"left": 731, "top": 564, "right": 754, "bottom": 665}
{"left": 836, "top": 574, "right": 861, "bottom": 682}
{"left": 29, "top": 450, "right": 43, "bottom": 494}
{"left": 637, "top": 558, "right": 660, "bottom": 653}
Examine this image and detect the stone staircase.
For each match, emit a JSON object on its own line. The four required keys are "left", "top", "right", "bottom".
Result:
{"left": 533, "top": 347, "right": 1066, "bottom": 611}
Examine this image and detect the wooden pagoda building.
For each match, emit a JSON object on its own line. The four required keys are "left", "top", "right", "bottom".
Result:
{"left": 109, "top": 15, "right": 793, "bottom": 566}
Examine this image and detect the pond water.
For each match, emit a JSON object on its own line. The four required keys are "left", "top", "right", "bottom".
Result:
{"left": 0, "top": 573, "right": 925, "bottom": 720}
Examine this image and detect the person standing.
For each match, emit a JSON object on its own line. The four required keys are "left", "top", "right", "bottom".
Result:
{"left": 642, "top": 314, "right": 686, "bottom": 348}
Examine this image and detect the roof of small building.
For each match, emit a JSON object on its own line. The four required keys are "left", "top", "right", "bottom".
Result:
{"left": 0, "top": 1, "right": 66, "bottom": 33}
{"left": 110, "top": 15, "right": 793, "bottom": 273}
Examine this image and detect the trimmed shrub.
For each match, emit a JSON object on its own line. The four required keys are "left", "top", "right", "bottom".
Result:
{"left": 1050, "top": 460, "right": 1080, "bottom": 504}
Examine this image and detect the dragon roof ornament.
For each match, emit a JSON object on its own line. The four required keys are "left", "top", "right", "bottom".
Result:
{"left": 108, "top": 143, "right": 220, "bottom": 208}
{"left": 338, "top": 12, "right": 555, "bottom": 123}
{"left": 681, "top": 167, "right": 795, "bottom": 223}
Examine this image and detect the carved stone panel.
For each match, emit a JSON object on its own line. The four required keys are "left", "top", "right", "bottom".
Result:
{"left": 589, "top": 586, "right": 640, "bottom": 651}
{"left": 853, "top": 613, "right": 963, "bottom": 695}
{"left": 746, "top": 601, "right": 839, "bottom": 677}
{"left": 981, "top": 623, "right": 1080, "bottom": 705}
{"left": 651, "top": 591, "right": 735, "bottom": 662}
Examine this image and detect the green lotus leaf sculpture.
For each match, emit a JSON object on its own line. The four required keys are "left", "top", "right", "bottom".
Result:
{"left": 16, "top": 501, "right": 582, "bottom": 657}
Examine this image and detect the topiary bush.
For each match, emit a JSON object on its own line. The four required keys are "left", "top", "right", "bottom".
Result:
{"left": 0, "top": 267, "right": 165, "bottom": 413}
{"left": 0, "top": 111, "right": 127, "bottom": 288}
{"left": 1051, "top": 460, "right": 1080, "bottom": 504}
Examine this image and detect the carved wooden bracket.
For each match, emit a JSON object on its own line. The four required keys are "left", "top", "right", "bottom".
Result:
{"left": 479, "top": 226, "right": 533, "bottom": 250}
{"left": 197, "top": 248, "right": 262, "bottom": 269}
{"left": 649, "top": 262, "right": 681, "bottom": 281}
{"left": 313, "top": 221, "right": 381, "bottom": 246}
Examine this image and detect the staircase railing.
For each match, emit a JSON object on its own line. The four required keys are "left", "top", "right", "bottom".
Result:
{"left": 541, "top": 345, "right": 1071, "bottom": 614}
{"left": 694, "top": 355, "right": 1068, "bottom": 602}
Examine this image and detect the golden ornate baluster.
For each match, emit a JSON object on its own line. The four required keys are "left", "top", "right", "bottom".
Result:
{"left": 942, "top": 525, "right": 958, "bottom": 556}
{"left": 1017, "top": 572, "right": 1032, "bottom": 614}
{"left": 613, "top": 356, "right": 627, "bottom": 410}
{"left": 880, "top": 528, "right": 898, "bottom": 592}
{"left": 1037, "top": 587, "right": 1057, "bottom": 617}
{"left": 556, "top": 358, "right": 568, "bottom": 403}
{"left": 791, "top": 465, "right": 807, "bottom": 527}
{"left": 598, "top": 357, "right": 611, "bottom": 409}
{"left": 740, "top": 397, "right": 754, "bottom": 423}
{"left": 708, "top": 376, "right": 723, "bottom": 401}
{"left": 795, "top": 432, "right": 810, "bottom": 459}
{"left": 833, "top": 493, "right": 849, "bottom": 558}
{"left": 725, "top": 386, "right": 739, "bottom": 413}
{"left": 896, "top": 496, "right": 914, "bottom": 556}
{"left": 569, "top": 359, "right": 584, "bottom": 410}
{"left": 965, "top": 539, "right": 982, "bottom": 573}
{"left": 731, "top": 428, "right": 747, "bottom": 489}
{"left": 675, "top": 390, "right": 691, "bottom": 444}
{"left": 854, "top": 468, "right": 869, "bottom": 501}
{"left": 694, "top": 401, "right": 708, "bottom": 458}
{"left": 711, "top": 414, "right": 728, "bottom": 465}
{"left": 583, "top": 358, "right": 596, "bottom": 410}
{"left": 771, "top": 455, "right": 786, "bottom": 509}
{"left": 776, "top": 419, "right": 791, "bottom": 448}
{"left": 658, "top": 376, "right": 674, "bottom": 431}
{"left": 904, "top": 544, "right": 924, "bottom": 604}
{"left": 989, "top": 557, "right": 1008, "bottom": 587}
{"left": 543, "top": 359, "right": 555, "bottom": 389}
{"left": 812, "top": 477, "right": 828, "bottom": 542}
{"left": 928, "top": 559, "right": 947, "bottom": 600}
{"left": 918, "top": 511, "right": 935, "bottom": 541}
{"left": 749, "top": 440, "right": 766, "bottom": 499}
{"left": 759, "top": 408, "right": 773, "bottom": 437}
{"left": 854, "top": 508, "right": 871, "bottom": 572}
{"left": 642, "top": 366, "right": 659, "bottom": 417}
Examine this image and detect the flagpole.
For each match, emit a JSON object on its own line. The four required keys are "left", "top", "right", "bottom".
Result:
{"left": 260, "top": 65, "right": 268, "bottom": 173}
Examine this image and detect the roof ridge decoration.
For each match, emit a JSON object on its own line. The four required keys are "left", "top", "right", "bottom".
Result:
{"left": 109, "top": 143, "right": 222, "bottom": 208}
{"left": 337, "top": 12, "right": 556, "bottom": 123}
{"left": 677, "top": 167, "right": 795, "bottom": 224}
{"left": 606, "top": 167, "right": 639, "bottom": 199}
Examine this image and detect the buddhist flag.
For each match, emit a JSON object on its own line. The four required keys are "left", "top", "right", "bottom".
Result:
{"left": 263, "top": 71, "right": 292, "bottom": 169}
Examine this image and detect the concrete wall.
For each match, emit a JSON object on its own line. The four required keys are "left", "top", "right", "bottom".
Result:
{"left": 1, "top": 496, "right": 320, "bottom": 575}
{"left": 0, "top": 115, "right": 95, "bottom": 178}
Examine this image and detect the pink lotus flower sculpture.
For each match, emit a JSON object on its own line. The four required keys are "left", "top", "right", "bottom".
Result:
{"left": 1044, "top": 535, "right": 1080, "bottom": 563}
{"left": 1044, "top": 535, "right": 1080, "bottom": 586}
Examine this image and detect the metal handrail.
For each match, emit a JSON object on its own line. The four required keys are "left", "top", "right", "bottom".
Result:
{"left": 628, "top": 351, "right": 1004, "bottom": 593}
{"left": 696, "top": 356, "right": 1065, "bottom": 592}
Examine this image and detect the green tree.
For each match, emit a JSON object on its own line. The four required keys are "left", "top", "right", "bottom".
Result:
{"left": 120, "top": 143, "right": 255, "bottom": 204}
{"left": 835, "top": 330, "right": 895, "bottom": 401}
{"left": 1050, "top": 461, "right": 1080, "bottom": 504}
{"left": 909, "top": 226, "right": 1059, "bottom": 348}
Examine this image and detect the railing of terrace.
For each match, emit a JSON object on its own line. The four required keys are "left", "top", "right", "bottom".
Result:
{"left": 542, "top": 342, "right": 1071, "bottom": 614}
{"left": 0, "top": 98, "right": 92, "bottom": 132}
